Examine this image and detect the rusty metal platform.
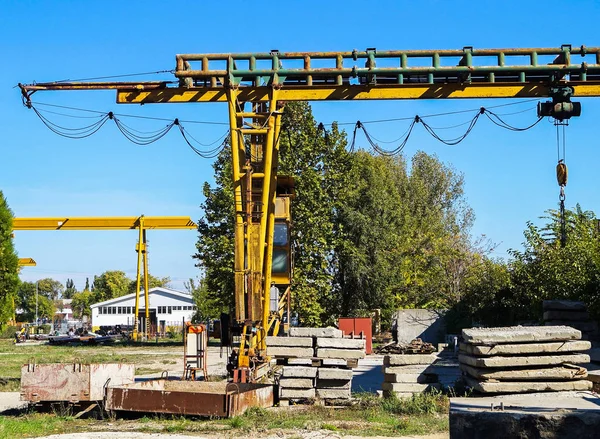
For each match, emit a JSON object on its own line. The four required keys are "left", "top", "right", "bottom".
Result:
{"left": 105, "top": 380, "right": 274, "bottom": 417}
{"left": 21, "top": 363, "right": 135, "bottom": 403}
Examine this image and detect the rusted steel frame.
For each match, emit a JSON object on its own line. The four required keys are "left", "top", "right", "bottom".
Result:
{"left": 20, "top": 81, "right": 169, "bottom": 92}
{"left": 176, "top": 46, "right": 599, "bottom": 61}
{"left": 175, "top": 64, "right": 599, "bottom": 79}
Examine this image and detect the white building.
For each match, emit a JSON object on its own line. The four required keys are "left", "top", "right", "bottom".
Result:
{"left": 90, "top": 287, "right": 197, "bottom": 333}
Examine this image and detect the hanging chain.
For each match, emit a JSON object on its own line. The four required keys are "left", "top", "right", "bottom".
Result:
{"left": 556, "top": 123, "right": 568, "bottom": 247}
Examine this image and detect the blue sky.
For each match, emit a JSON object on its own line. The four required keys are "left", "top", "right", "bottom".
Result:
{"left": 2, "top": 1, "right": 600, "bottom": 291}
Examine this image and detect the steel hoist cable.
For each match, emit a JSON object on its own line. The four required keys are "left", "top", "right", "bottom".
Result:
{"left": 556, "top": 123, "right": 569, "bottom": 247}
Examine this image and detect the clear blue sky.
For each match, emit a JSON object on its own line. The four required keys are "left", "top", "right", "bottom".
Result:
{"left": 2, "top": 1, "right": 600, "bottom": 291}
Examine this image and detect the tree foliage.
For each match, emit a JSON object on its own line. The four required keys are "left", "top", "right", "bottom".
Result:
{"left": 71, "top": 290, "right": 94, "bottom": 320}
{"left": 128, "top": 274, "right": 171, "bottom": 294}
{"left": 91, "top": 271, "right": 131, "bottom": 302}
{"left": 63, "top": 278, "right": 77, "bottom": 299}
{"left": 16, "top": 281, "right": 55, "bottom": 322}
{"left": 0, "top": 191, "right": 19, "bottom": 325}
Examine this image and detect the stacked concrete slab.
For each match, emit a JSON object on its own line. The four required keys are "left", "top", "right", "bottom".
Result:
{"left": 459, "top": 326, "right": 592, "bottom": 394}
{"left": 381, "top": 349, "right": 460, "bottom": 399}
{"left": 267, "top": 327, "right": 366, "bottom": 404}
{"left": 543, "top": 300, "right": 598, "bottom": 340}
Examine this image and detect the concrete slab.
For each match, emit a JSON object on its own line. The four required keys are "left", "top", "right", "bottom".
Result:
{"left": 322, "top": 358, "right": 348, "bottom": 367}
{"left": 318, "top": 368, "right": 353, "bottom": 380}
{"left": 543, "top": 310, "right": 590, "bottom": 321}
{"left": 289, "top": 327, "right": 342, "bottom": 338}
{"left": 458, "top": 353, "right": 590, "bottom": 368}
{"left": 384, "top": 372, "right": 432, "bottom": 383}
{"left": 543, "top": 300, "right": 587, "bottom": 311}
{"left": 451, "top": 391, "right": 600, "bottom": 439}
{"left": 279, "top": 378, "right": 314, "bottom": 388}
{"left": 460, "top": 364, "right": 587, "bottom": 380}
{"left": 266, "top": 336, "right": 313, "bottom": 347}
{"left": 315, "top": 388, "right": 351, "bottom": 399}
{"left": 286, "top": 358, "right": 314, "bottom": 366}
{"left": 282, "top": 366, "right": 318, "bottom": 378}
{"left": 316, "top": 348, "right": 365, "bottom": 359}
{"left": 460, "top": 340, "right": 591, "bottom": 356}
{"left": 266, "top": 346, "right": 314, "bottom": 358}
{"left": 384, "top": 354, "right": 437, "bottom": 366}
{"left": 316, "top": 379, "right": 351, "bottom": 389}
{"left": 462, "top": 325, "right": 582, "bottom": 344}
{"left": 381, "top": 382, "right": 441, "bottom": 392}
{"left": 315, "top": 338, "right": 365, "bottom": 350}
{"left": 464, "top": 376, "right": 592, "bottom": 393}
{"left": 280, "top": 388, "right": 315, "bottom": 399}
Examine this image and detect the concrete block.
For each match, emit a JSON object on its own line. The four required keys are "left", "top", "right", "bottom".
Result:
{"left": 316, "top": 388, "right": 351, "bottom": 399}
{"left": 460, "top": 364, "right": 587, "bottom": 381}
{"left": 316, "top": 379, "right": 351, "bottom": 389}
{"left": 462, "top": 326, "right": 582, "bottom": 344}
{"left": 279, "top": 378, "right": 314, "bottom": 388}
{"left": 315, "top": 338, "right": 365, "bottom": 350}
{"left": 383, "top": 373, "right": 436, "bottom": 384}
{"left": 282, "top": 366, "right": 318, "bottom": 378}
{"left": 316, "top": 348, "right": 365, "bottom": 359}
{"left": 543, "top": 310, "right": 590, "bottom": 321}
{"left": 384, "top": 354, "right": 437, "bottom": 366}
{"left": 459, "top": 340, "right": 591, "bottom": 356}
{"left": 289, "top": 327, "right": 342, "bottom": 338}
{"left": 383, "top": 364, "right": 436, "bottom": 374}
{"left": 459, "top": 353, "right": 590, "bottom": 368}
{"left": 322, "top": 359, "right": 348, "bottom": 367}
{"left": 280, "top": 388, "right": 315, "bottom": 399}
{"left": 318, "top": 368, "right": 353, "bottom": 380}
{"left": 384, "top": 372, "right": 432, "bottom": 383}
{"left": 545, "top": 320, "right": 598, "bottom": 333}
{"left": 278, "top": 399, "right": 290, "bottom": 407}
{"left": 464, "top": 376, "right": 592, "bottom": 393}
{"left": 287, "top": 358, "right": 313, "bottom": 366}
{"left": 393, "top": 309, "right": 447, "bottom": 344}
{"left": 266, "top": 336, "right": 313, "bottom": 347}
{"left": 543, "top": 300, "right": 587, "bottom": 311}
{"left": 382, "top": 382, "right": 441, "bottom": 393}
{"left": 266, "top": 346, "right": 314, "bottom": 358}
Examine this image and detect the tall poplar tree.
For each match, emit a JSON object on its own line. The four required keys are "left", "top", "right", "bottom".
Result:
{"left": 0, "top": 191, "right": 20, "bottom": 325}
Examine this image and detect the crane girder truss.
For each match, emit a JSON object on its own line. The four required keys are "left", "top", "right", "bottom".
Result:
{"left": 18, "top": 45, "right": 600, "bottom": 379}
{"left": 13, "top": 216, "right": 197, "bottom": 340}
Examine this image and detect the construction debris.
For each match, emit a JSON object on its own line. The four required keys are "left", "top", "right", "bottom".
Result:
{"left": 459, "top": 325, "right": 592, "bottom": 394}
{"left": 375, "top": 338, "right": 436, "bottom": 355}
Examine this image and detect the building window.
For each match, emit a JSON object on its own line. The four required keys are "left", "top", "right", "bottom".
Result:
{"left": 103, "top": 307, "right": 107, "bottom": 314}
{"left": 117, "top": 307, "right": 122, "bottom": 314}
{"left": 168, "top": 306, "right": 172, "bottom": 314}
{"left": 112, "top": 307, "right": 116, "bottom": 314}
{"left": 176, "top": 306, "right": 182, "bottom": 311}
{"left": 127, "top": 306, "right": 131, "bottom": 314}
{"left": 98, "top": 308, "right": 102, "bottom": 315}
{"left": 192, "top": 306, "right": 197, "bottom": 311}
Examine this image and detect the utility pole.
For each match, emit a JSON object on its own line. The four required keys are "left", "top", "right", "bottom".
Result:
{"left": 35, "top": 281, "right": 38, "bottom": 331}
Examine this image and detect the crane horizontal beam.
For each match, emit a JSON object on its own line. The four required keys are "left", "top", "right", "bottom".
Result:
{"left": 18, "top": 258, "right": 37, "bottom": 266}
{"left": 13, "top": 216, "right": 197, "bottom": 230}
{"left": 111, "top": 82, "right": 600, "bottom": 103}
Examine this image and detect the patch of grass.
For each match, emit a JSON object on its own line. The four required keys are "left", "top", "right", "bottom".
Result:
{"left": 227, "top": 416, "right": 247, "bottom": 429}
{"left": 160, "top": 359, "right": 177, "bottom": 365}
{"left": 0, "top": 414, "right": 87, "bottom": 439}
{"left": 322, "top": 423, "right": 338, "bottom": 431}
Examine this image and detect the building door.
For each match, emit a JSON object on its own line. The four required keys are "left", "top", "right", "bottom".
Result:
{"left": 138, "top": 309, "right": 158, "bottom": 335}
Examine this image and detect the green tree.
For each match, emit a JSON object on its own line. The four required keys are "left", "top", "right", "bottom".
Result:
{"left": 36, "top": 278, "right": 64, "bottom": 301}
{"left": 63, "top": 278, "right": 77, "bottom": 299}
{"left": 91, "top": 271, "right": 131, "bottom": 302}
{"left": 127, "top": 274, "right": 171, "bottom": 294}
{"left": 71, "top": 290, "right": 94, "bottom": 320}
{"left": 16, "top": 281, "right": 55, "bottom": 322}
{"left": 185, "top": 277, "right": 222, "bottom": 322}
{"left": 0, "top": 191, "right": 19, "bottom": 325}
{"left": 509, "top": 205, "right": 600, "bottom": 320}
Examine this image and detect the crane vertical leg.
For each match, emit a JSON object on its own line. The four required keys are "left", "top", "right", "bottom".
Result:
{"left": 133, "top": 219, "right": 144, "bottom": 341}
{"left": 142, "top": 228, "right": 150, "bottom": 339}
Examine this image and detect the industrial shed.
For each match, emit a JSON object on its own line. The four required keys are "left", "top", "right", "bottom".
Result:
{"left": 90, "top": 287, "right": 196, "bottom": 332}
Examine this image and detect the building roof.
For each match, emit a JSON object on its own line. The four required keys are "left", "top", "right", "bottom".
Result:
{"left": 90, "top": 287, "right": 192, "bottom": 308}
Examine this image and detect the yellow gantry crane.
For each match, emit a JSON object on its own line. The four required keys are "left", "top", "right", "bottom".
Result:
{"left": 18, "top": 258, "right": 37, "bottom": 267}
{"left": 18, "top": 45, "right": 600, "bottom": 380}
{"left": 12, "top": 216, "right": 196, "bottom": 340}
